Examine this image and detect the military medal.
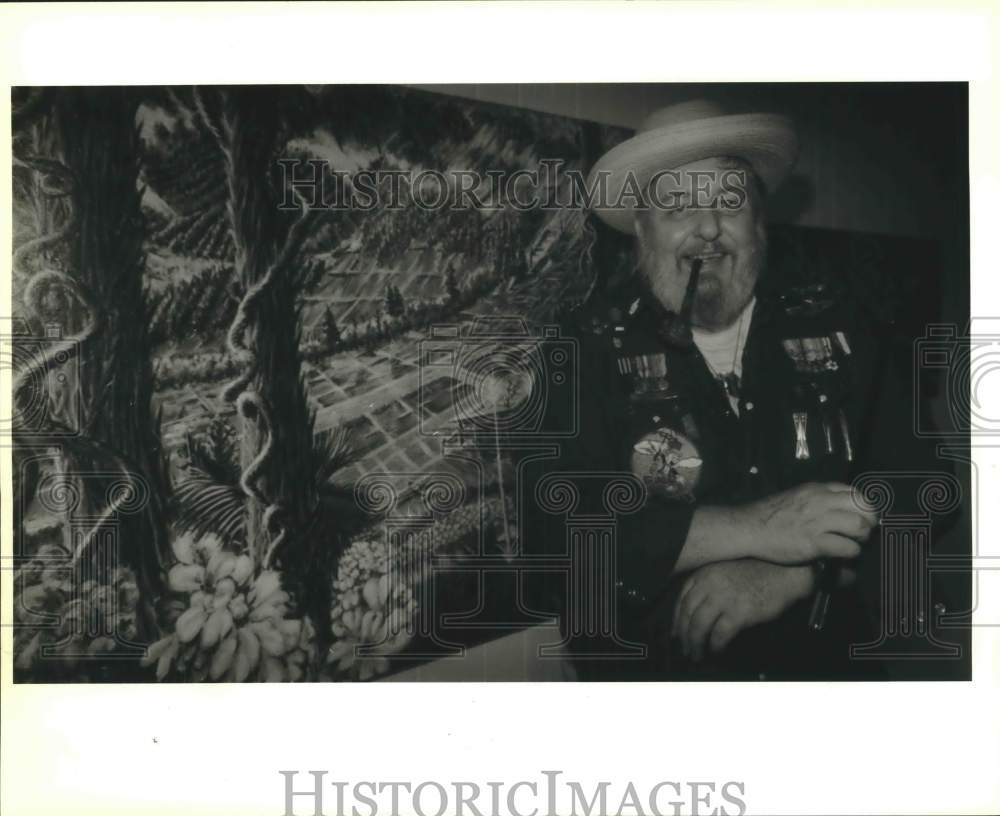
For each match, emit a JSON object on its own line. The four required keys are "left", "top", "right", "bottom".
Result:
{"left": 620, "top": 351, "right": 671, "bottom": 397}
{"left": 793, "top": 411, "right": 811, "bottom": 460}
{"left": 817, "top": 393, "right": 836, "bottom": 454}
{"left": 782, "top": 336, "right": 840, "bottom": 374}
{"left": 838, "top": 408, "right": 854, "bottom": 462}
{"left": 833, "top": 330, "right": 851, "bottom": 356}
{"left": 822, "top": 412, "right": 835, "bottom": 454}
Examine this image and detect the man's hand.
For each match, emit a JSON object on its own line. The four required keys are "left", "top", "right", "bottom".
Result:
{"left": 731, "top": 481, "right": 877, "bottom": 564}
{"left": 677, "top": 482, "right": 878, "bottom": 574}
{"left": 672, "top": 559, "right": 857, "bottom": 660}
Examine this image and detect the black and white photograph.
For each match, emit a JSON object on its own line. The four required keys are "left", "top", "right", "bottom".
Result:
{"left": 8, "top": 81, "right": 974, "bottom": 683}
{"left": 2, "top": 4, "right": 998, "bottom": 816}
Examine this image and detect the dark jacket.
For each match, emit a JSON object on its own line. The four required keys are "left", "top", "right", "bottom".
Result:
{"left": 522, "top": 272, "right": 955, "bottom": 680}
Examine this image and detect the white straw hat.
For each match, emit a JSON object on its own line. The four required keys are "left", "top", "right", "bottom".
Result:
{"left": 588, "top": 99, "right": 798, "bottom": 234}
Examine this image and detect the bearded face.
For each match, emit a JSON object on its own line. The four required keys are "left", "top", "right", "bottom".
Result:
{"left": 634, "top": 156, "right": 767, "bottom": 332}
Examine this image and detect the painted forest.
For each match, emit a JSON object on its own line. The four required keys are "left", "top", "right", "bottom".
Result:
{"left": 10, "top": 85, "right": 629, "bottom": 682}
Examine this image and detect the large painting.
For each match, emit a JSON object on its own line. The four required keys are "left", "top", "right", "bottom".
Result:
{"left": 9, "top": 84, "right": 962, "bottom": 683}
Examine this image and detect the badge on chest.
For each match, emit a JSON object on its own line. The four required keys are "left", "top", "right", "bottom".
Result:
{"left": 630, "top": 426, "right": 703, "bottom": 501}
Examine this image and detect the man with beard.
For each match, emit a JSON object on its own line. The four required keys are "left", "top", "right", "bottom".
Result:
{"left": 527, "top": 100, "right": 933, "bottom": 680}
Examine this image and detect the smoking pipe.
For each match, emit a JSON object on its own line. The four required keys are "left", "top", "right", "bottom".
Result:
{"left": 657, "top": 257, "right": 703, "bottom": 349}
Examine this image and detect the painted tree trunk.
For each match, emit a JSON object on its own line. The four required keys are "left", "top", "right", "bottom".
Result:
{"left": 219, "top": 88, "right": 316, "bottom": 569}
{"left": 58, "top": 87, "right": 168, "bottom": 631}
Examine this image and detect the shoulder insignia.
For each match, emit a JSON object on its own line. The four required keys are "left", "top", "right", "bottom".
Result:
{"left": 778, "top": 282, "right": 836, "bottom": 318}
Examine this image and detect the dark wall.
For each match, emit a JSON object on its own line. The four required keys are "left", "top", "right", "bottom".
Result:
{"left": 418, "top": 83, "right": 969, "bottom": 240}
{"left": 419, "top": 82, "right": 970, "bottom": 331}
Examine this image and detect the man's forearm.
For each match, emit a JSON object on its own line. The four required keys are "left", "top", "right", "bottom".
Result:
{"left": 673, "top": 504, "right": 761, "bottom": 574}
{"left": 671, "top": 483, "right": 875, "bottom": 575}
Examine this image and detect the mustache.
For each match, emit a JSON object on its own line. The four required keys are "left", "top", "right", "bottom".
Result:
{"left": 681, "top": 242, "right": 733, "bottom": 259}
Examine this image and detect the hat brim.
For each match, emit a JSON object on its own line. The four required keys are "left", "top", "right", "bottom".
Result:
{"left": 587, "top": 113, "right": 798, "bottom": 235}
